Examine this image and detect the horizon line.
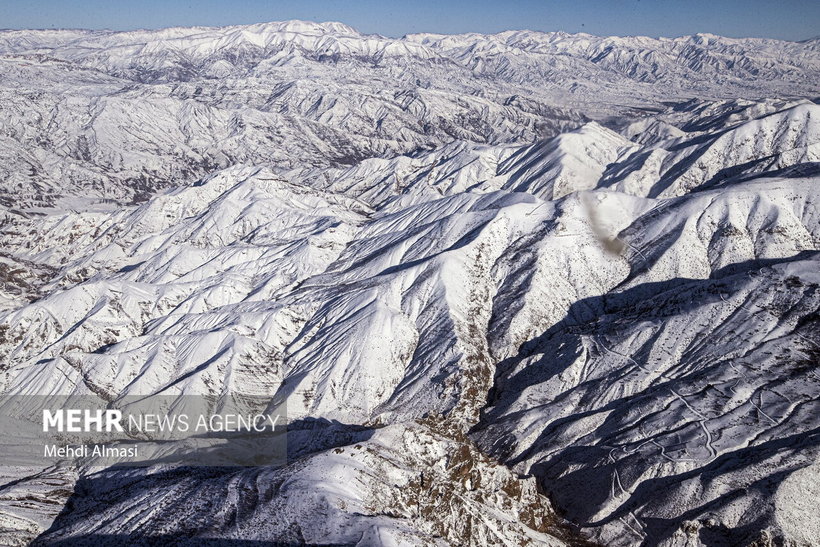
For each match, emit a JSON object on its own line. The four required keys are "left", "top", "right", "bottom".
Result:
{"left": 0, "top": 19, "right": 817, "bottom": 44}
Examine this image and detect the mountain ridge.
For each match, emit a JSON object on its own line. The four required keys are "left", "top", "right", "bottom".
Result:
{"left": 0, "top": 19, "right": 818, "bottom": 547}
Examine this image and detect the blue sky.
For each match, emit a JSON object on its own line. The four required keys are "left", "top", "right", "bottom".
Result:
{"left": 1, "top": 0, "right": 818, "bottom": 40}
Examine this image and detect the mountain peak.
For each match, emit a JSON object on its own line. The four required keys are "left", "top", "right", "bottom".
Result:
{"left": 246, "top": 20, "right": 361, "bottom": 36}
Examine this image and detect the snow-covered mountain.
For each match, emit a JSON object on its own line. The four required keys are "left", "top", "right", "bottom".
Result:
{"left": 1, "top": 21, "right": 818, "bottom": 208}
{"left": 0, "top": 20, "right": 818, "bottom": 546}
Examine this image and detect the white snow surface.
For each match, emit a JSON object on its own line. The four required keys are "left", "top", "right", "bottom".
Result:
{"left": 0, "top": 19, "right": 818, "bottom": 547}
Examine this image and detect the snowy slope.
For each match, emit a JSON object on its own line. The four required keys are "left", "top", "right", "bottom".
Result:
{"left": 0, "top": 19, "right": 818, "bottom": 547}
